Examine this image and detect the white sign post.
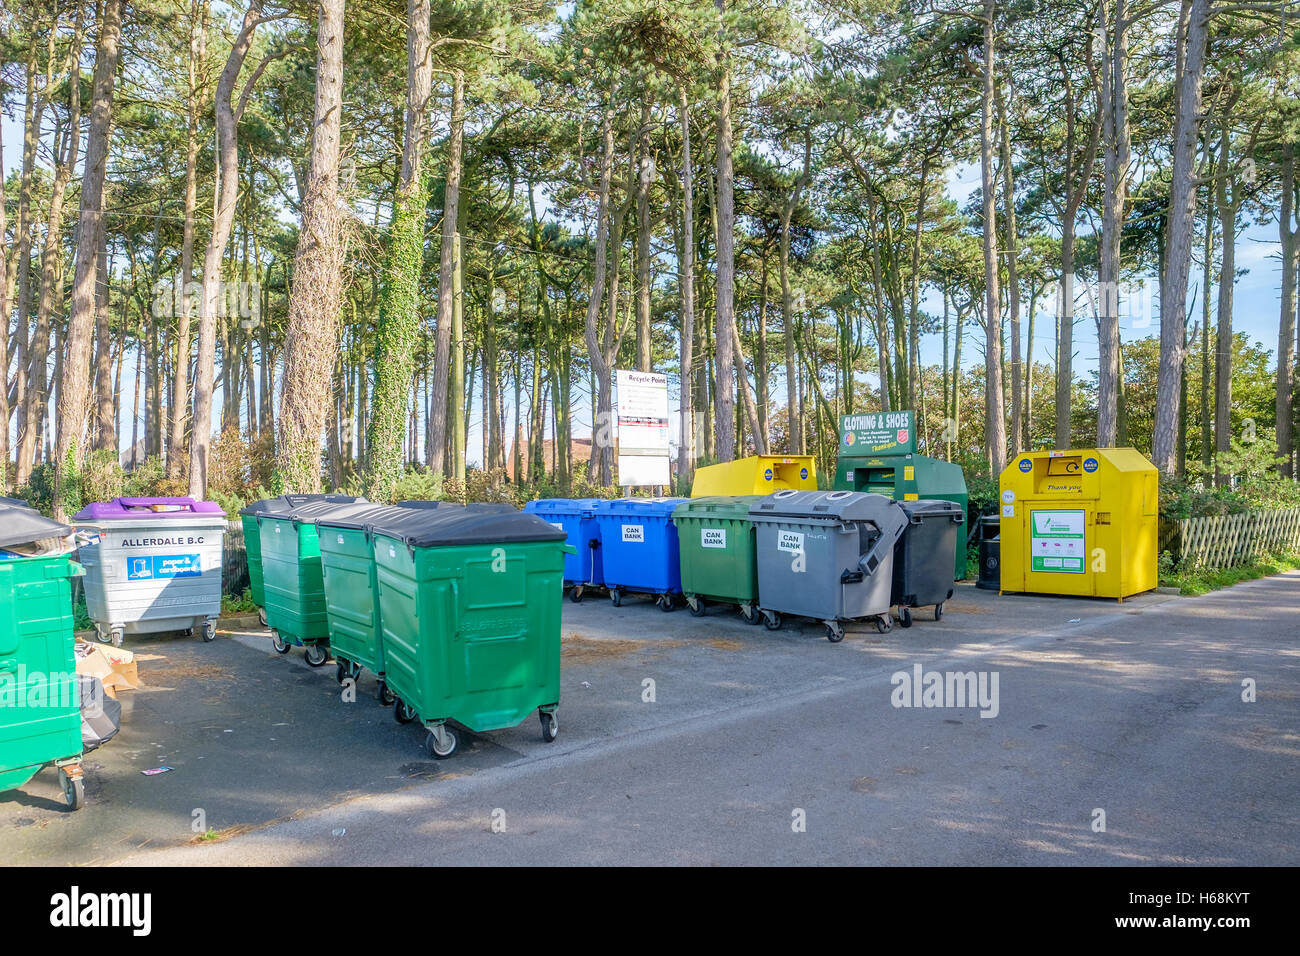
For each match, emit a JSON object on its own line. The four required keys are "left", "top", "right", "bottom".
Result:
{"left": 615, "top": 369, "right": 670, "bottom": 486}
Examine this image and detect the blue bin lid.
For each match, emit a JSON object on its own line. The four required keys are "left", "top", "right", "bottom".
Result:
{"left": 525, "top": 498, "right": 606, "bottom": 516}
{"left": 594, "top": 497, "right": 689, "bottom": 518}
{"left": 369, "top": 507, "right": 566, "bottom": 549}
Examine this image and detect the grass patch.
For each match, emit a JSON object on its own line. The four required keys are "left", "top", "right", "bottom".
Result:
{"left": 1160, "top": 550, "right": 1300, "bottom": 596}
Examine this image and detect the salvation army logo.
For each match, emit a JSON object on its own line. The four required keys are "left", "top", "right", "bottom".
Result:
{"left": 896, "top": 429, "right": 909, "bottom": 444}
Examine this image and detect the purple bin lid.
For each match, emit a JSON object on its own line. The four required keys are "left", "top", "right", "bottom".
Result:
{"left": 74, "top": 497, "right": 227, "bottom": 520}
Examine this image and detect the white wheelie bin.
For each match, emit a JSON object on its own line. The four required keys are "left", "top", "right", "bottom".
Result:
{"left": 74, "top": 497, "right": 227, "bottom": 646}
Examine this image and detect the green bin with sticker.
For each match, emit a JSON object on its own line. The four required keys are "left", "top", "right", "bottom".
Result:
{"left": 672, "top": 496, "right": 763, "bottom": 624}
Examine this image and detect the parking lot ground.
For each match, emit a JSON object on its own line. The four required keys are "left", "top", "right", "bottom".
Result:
{"left": 4, "top": 572, "right": 1297, "bottom": 866}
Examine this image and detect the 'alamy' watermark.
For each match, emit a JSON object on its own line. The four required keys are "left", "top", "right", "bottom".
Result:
{"left": 152, "top": 278, "right": 261, "bottom": 329}
{"left": 890, "top": 664, "right": 1000, "bottom": 718}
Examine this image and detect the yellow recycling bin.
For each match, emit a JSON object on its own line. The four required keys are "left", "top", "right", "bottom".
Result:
{"left": 690, "top": 455, "right": 817, "bottom": 497}
{"left": 999, "top": 448, "right": 1157, "bottom": 601}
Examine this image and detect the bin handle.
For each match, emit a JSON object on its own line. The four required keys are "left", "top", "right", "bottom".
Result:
{"left": 841, "top": 569, "right": 865, "bottom": 584}
{"left": 563, "top": 544, "right": 578, "bottom": 556}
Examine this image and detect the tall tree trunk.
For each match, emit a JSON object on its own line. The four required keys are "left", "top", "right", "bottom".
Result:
{"left": 635, "top": 102, "right": 653, "bottom": 372}
{"left": 428, "top": 69, "right": 465, "bottom": 476}
{"left": 57, "top": 0, "right": 122, "bottom": 514}
{"left": 1153, "top": 0, "right": 1211, "bottom": 475}
{"left": 276, "top": 0, "right": 348, "bottom": 492}
{"left": 997, "top": 87, "right": 1022, "bottom": 454}
{"left": 364, "top": 0, "right": 432, "bottom": 499}
{"left": 1212, "top": 123, "right": 1238, "bottom": 486}
{"left": 1200, "top": 164, "right": 1214, "bottom": 468}
{"left": 0, "top": 93, "right": 9, "bottom": 489}
{"left": 980, "top": 0, "right": 1007, "bottom": 474}
{"left": 93, "top": 221, "right": 116, "bottom": 451}
{"left": 1096, "top": 0, "right": 1130, "bottom": 449}
{"left": 585, "top": 107, "right": 616, "bottom": 487}
{"left": 190, "top": 0, "right": 267, "bottom": 495}
{"left": 677, "top": 89, "right": 696, "bottom": 487}
{"left": 713, "top": 0, "right": 737, "bottom": 462}
{"left": 1277, "top": 143, "right": 1298, "bottom": 478}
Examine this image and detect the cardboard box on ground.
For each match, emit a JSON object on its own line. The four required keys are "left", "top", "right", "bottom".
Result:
{"left": 74, "top": 641, "right": 139, "bottom": 698}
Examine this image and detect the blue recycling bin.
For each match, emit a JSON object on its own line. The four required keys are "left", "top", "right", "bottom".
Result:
{"left": 523, "top": 499, "right": 605, "bottom": 603}
{"left": 591, "top": 498, "right": 687, "bottom": 611}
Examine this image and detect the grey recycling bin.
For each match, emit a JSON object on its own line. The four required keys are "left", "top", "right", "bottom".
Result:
{"left": 749, "top": 490, "right": 907, "bottom": 641}
{"left": 891, "top": 499, "right": 964, "bottom": 627}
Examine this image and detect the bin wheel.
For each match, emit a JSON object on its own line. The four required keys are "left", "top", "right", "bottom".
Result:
{"left": 304, "top": 644, "right": 329, "bottom": 667}
{"left": 609, "top": 588, "right": 623, "bottom": 607}
{"left": 394, "top": 698, "right": 418, "bottom": 724}
{"left": 110, "top": 629, "right": 124, "bottom": 648}
{"left": 825, "top": 622, "right": 845, "bottom": 643}
{"left": 377, "top": 679, "right": 395, "bottom": 706}
{"left": 658, "top": 593, "right": 676, "bottom": 612}
{"left": 59, "top": 768, "right": 85, "bottom": 811}
{"left": 569, "top": 585, "right": 584, "bottom": 604}
{"left": 257, "top": 606, "right": 268, "bottom": 627}
{"left": 196, "top": 620, "right": 216, "bottom": 642}
{"left": 898, "top": 606, "right": 913, "bottom": 629}
{"left": 425, "top": 725, "right": 459, "bottom": 759}
{"left": 935, "top": 602, "right": 944, "bottom": 621}
{"left": 540, "top": 710, "right": 558, "bottom": 743}
{"left": 741, "top": 605, "right": 762, "bottom": 626}
{"left": 96, "top": 629, "right": 114, "bottom": 644}
{"left": 875, "top": 615, "right": 893, "bottom": 634}
{"left": 763, "top": 611, "right": 782, "bottom": 631}
{"left": 335, "top": 662, "right": 347, "bottom": 685}
{"left": 271, "top": 630, "right": 290, "bottom": 654}
{"left": 688, "top": 597, "right": 707, "bottom": 617}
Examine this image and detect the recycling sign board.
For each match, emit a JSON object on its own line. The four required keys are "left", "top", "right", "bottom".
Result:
{"left": 1029, "top": 509, "right": 1085, "bottom": 573}
{"left": 840, "top": 410, "right": 916, "bottom": 455}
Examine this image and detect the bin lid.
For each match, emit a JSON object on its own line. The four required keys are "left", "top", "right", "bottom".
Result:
{"left": 282, "top": 498, "right": 375, "bottom": 525}
{"left": 524, "top": 498, "right": 606, "bottom": 516}
{"left": 240, "top": 494, "right": 362, "bottom": 518}
{"left": 75, "top": 497, "right": 226, "bottom": 521}
{"left": 398, "top": 500, "right": 516, "bottom": 513}
{"left": 749, "top": 489, "right": 901, "bottom": 522}
{"left": 0, "top": 502, "right": 73, "bottom": 552}
{"left": 897, "top": 498, "right": 965, "bottom": 521}
{"left": 593, "top": 497, "right": 688, "bottom": 518}
{"left": 672, "top": 496, "right": 763, "bottom": 520}
{"left": 368, "top": 506, "right": 566, "bottom": 549}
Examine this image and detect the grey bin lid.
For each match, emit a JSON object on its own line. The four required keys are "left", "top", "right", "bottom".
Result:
{"left": 368, "top": 507, "right": 566, "bottom": 549}
{"left": 0, "top": 502, "right": 72, "bottom": 550}
{"left": 898, "top": 498, "right": 965, "bottom": 521}
{"left": 284, "top": 499, "right": 374, "bottom": 525}
{"left": 320, "top": 501, "right": 517, "bottom": 533}
{"left": 749, "top": 489, "right": 901, "bottom": 522}
{"left": 240, "top": 494, "right": 363, "bottom": 518}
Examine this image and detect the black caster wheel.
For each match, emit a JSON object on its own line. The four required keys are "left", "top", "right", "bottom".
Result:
{"left": 377, "top": 679, "right": 396, "bottom": 705}
{"left": 898, "top": 606, "right": 913, "bottom": 628}
{"left": 659, "top": 594, "right": 676, "bottom": 612}
{"left": 740, "top": 605, "right": 761, "bottom": 625}
{"left": 763, "top": 611, "right": 783, "bottom": 631}
{"left": 609, "top": 588, "right": 623, "bottom": 607}
{"left": 304, "top": 644, "right": 330, "bottom": 667}
{"left": 875, "top": 615, "right": 893, "bottom": 634}
{"left": 96, "top": 629, "right": 114, "bottom": 644}
{"left": 935, "top": 602, "right": 944, "bottom": 621}
{"left": 271, "top": 630, "right": 290, "bottom": 654}
{"left": 688, "top": 597, "right": 707, "bottom": 617}
{"left": 59, "top": 768, "right": 85, "bottom": 811}
{"left": 257, "top": 606, "right": 268, "bottom": 627}
{"left": 336, "top": 662, "right": 347, "bottom": 684}
{"left": 540, "top": 710, "right": 558, "bottom": 743}
{"left": 394, "top": 698, "right": 418, "bottom": 724}
{"left": 425, "top": 726, "right": 459, "bottom": 759}
{"left": 569, "top": 586, "right": 584, "bottom": 604}
{"left": 826, "top": 622, "right": 845, "bottom": 642}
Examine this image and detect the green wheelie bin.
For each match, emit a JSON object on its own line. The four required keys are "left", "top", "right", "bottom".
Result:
{"left": 0, "top": 504, "right": 87, "bottom": 810}
{"left": 368, "top": 506, "right": 571, "bottom": 758}
{"left": 241, "top": 495, "right": 360, "bottom": 626}
{"left": 259, "top": 498, "right": 368, "bottom": 666}
{"left": 316, "top": 504, "right": 419, "bottom": 703}
{"left": 673, "top": 496, "right": 763, "bottom": 623}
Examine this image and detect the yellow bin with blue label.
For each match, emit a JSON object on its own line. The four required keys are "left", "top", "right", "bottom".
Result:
{"left": 999, "top": 448, "right": 1157, "bottom": 601}
{"left": 690, "top": 455, "right": 817, "bottom": 497}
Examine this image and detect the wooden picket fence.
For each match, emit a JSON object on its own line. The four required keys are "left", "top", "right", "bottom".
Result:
{"left": 1176, "top": 508, "right": 1300, "bottom": 570}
